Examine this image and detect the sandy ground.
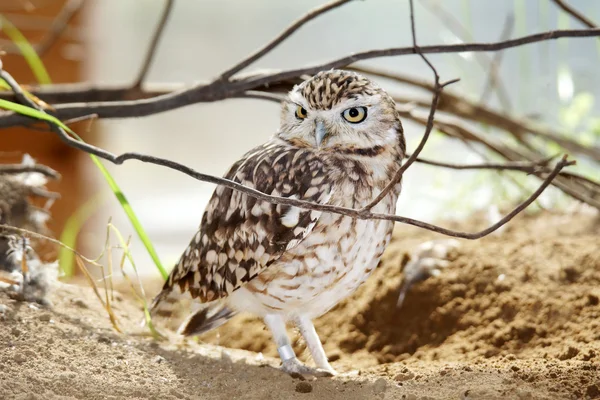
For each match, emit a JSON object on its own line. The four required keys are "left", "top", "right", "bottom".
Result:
{"left": 1, "top": 210, "right": 600, "bottom": 399}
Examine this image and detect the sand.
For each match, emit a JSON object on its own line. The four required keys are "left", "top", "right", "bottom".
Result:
{"left": 1, "top": 210, "right": 599, "bottom": 400}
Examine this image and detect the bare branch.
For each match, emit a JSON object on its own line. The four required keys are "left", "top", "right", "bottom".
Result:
{"left": 29, "top": 187, "right": 61, "bottom": 199}
{"left": 358, "top": 67, "right": 600, "bottom": 160}
{"left": 219, "top": 0, "right": 354, "bottom": 80}
{"left": 1, "top": 28, "right": 599, "bottom": 128}
{"left": 400, "top": 107, "right": 600, "bottom": 209}
{"left": 1, "top": 0, "right": 84, "bottom": 56}
{"left": 0, "top": 66, "right": 575, "bottom": 240}
{"left": 362, "top": 0, "right": 457, "bottom": 211}
{"left": 132, "top": 0, "right": 175, "bottom": 89}
{"left": 420, "top": 0, "right": 513, "bottom": 110}
{"left": 551, "top": 0, "right": 598, "bottom": 29}
{"left": 0, "top": 164, "right": 61, "bottom": 179}
{"left": 412, "top": 155, "right": 557, "bottom": 174}
{"left": 480, "top": 14, "right": 514, "bottom": 107}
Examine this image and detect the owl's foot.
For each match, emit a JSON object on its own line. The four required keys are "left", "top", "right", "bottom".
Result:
{"left": 280, "top": 357, "right": 337, "bottom": 377}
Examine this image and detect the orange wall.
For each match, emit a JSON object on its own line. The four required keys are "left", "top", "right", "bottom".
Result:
{"left": 1, "top": 1, "right": 91, "bottom": 242}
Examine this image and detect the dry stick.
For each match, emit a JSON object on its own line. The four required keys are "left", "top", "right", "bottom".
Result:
{"left": 411, "top": 155, "right": 556, "bottom": 173}
{"left": 551, "top": 0, "right": 598, "bottom": 29}
{"left": 402, "top": 110, "right": 600, "bottom": 208}
{"left": 0, "top": 164, "right": 60, "bottom": 179}
{"left": 363, "top": 0, "right": 456, "bottom": 211}
{"left": 219, "top": 0, "right": 354, "bottom": 80}
{"left": 0, "top": 67, "right": 575, "bottom": 239}
{"left": 0, "top": 224, "right": 96, "bottom": 264}
{"left": 2, "top": 28, "right": 600, "bottom": 128}
{"left": 29, "top": 187, "right": 61, "bottom": 199}
{"left": 420, "top": 0, "right": 513, "bottom": 111}
{"left": 132, "top": 0, "right": 175, "bottom": 89}
{"left": 1, "top": 0, "right": 84, "bottom": 55}
{"left": 386, "top": 84, "right": 600, "bottom": 160}
{"left": 480, "top": 14, "right": 515, "bottom": 106}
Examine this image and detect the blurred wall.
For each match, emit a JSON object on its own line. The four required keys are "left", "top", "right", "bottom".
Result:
{"left": 0, "top": 0, "right": 91, "bottom": 255}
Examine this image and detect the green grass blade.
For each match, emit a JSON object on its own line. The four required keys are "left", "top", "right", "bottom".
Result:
{"left": 0, "top": 98, "right": 168, "bottom": 280}
{"left": 58, "top": 193, "right": 106, "bottom": 277}
{"left": 90, "top": 156, "right": 167, "bottom": 280}
{"left": 0, "top": 14, "right": 51, "bottom": 84}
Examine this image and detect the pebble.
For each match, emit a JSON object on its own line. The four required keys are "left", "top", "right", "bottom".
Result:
{"left": 372, "top": 378, "right": 388, "bottom": 394}
{"left": 14, "top": 353, "right": 26, "bottom": 364}
{"left": 38, "top": 313, "right": 51, "bottom": 322}
{"left": 71, "top": 298, "right": 88, "bottom": 309}
{"left": 295, "top": 381, "right": 313, "bottom": 393}
{"left": 153, "top": 355, "right": 166, "bottom": 364}
{"left": 394, "top": 371, "right": 415, "bottom": 382}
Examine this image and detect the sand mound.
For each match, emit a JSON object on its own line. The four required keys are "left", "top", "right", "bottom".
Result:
{"left": 1, "top": 210, "right": 599, "bottom": 399}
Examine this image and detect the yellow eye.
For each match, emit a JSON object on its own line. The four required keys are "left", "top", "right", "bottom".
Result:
{"left": 295, "top": 105, "right": 308, "bottom": 120}
{"left": 342, "top": 106, "right": 367, "bottom": 123}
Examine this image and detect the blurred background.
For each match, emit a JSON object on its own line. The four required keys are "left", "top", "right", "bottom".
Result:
{"left": 1, "top": 0, "right": 599, "bottom": 277}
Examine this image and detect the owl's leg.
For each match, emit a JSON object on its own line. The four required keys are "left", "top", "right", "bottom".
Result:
{"left": 264, "top": 314, "right": 333, "bottom": 377}
{"left": 295, "top": 315, "right": 337, "bottom": 375}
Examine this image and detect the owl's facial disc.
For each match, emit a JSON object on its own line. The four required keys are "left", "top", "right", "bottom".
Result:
{"left": 278, "top": 70, "right": 401, "bottom": 152}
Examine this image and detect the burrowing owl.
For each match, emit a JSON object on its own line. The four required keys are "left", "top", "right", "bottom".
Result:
{"left": 152, "top": 70, "right": 405, "bottom": 376}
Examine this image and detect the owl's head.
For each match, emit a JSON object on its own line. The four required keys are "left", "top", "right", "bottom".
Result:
{"left": 278, "top": 70, "right": 404, "bottom": 154}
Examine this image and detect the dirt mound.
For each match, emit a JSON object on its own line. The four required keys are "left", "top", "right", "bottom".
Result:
{"left": 201, "top": 210, "right": 600, "bottom": 397}
{"left": 1, "top": 210, "right": 600, "bottom": 399}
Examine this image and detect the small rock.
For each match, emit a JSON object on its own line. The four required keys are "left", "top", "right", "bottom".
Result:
{"left": 394, "top": 371, "right": 415, "bottom": 382}
{"left": 153, "top": 355, "right": 165, "bottom": 364}
{"left": 586, "top": 384, "right": 600, "bottom": 398}
{"left": 97, "top": 335, "right": 111, "bottom": 344}
{"left": 295, "top": 381, "right": 312, "bottom": 394}
{"left": 38, "top": 313, "right": 51, "bottom": 322}
{"left": 558, "top": 346, "right": 579, "bottom": 361}
{"left": 170, "top": 389, "right": 185, "bottom": 399}
{"left": 14, "top": 353, "right": 26, "bottom": 364}
{"left": 71, "top": 298, "right": 88, "bottom": 309}
{"left": 11, "top": 327, "right": 22, "bottom": 337}
{"left": 372, "top": 377, "right": 387, "bottom": 394}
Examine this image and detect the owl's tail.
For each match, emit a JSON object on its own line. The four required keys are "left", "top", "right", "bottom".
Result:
{"left": 177, "top": 301, "right": 236, "bottom": 336}
{"left": 149, "top": 286, "right": 236, "bottom": 336}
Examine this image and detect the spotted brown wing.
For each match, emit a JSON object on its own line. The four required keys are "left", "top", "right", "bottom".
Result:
{"left": 161, "top": 141, "right": 331, "bottom": 303}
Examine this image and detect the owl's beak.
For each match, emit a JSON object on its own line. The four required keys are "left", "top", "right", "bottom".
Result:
{"left": 315, "top": 120, "right": 327, "bottom": 148}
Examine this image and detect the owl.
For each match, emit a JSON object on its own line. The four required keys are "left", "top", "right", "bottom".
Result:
{"left": 151, "top": 70, "right": 405, "bottom": 376}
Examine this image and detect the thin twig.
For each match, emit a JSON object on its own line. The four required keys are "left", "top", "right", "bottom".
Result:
{"left": 363, "top": 0, "right": 457, "bottom": 211}
{"left": 360, "top": 68, "right": 600, "bottom": 160}
{"left": 480, "top": 14, "right": 515, "bottom": 107}
{"left": 2, "top": 28, "right": 600, "bottom": 128}
{"left": 420, "top": 0, "right": 513, "bottom": 111}
{"left": 412, "top": 155, "right": 556, "bottom": 173}
{"left": 0, "top": 61, "right": 576, "bottom": 239}
{"left": 551, "top": 0, "right": 598, "bottom": 29}
{"left": 219, "top": 0, "right": 353, "bottom": 80}
{"left": 0, "top": 164, "right": 60, "bottom": 179}
{"left": 401, "top": 107, "right": 600, "bottom": 208}
{"left": 0, "top": 224, "right": 95, "bottom": 264}
{"left": 29, "top": 187, "right": 60, "bottom": 199}
{"left": 132, "top": 0, "right": 175, "bottom": 89}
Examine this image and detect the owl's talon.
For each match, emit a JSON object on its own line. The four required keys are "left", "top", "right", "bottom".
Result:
{"left": 280, "top": 358, "right": 336, "bottom": 377}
